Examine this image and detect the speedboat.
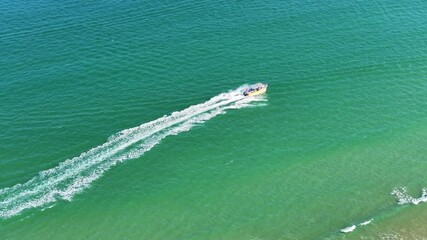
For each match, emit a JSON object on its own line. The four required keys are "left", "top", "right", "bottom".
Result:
{"left": 243, "top": 83, "right": 268, "bottom": 96}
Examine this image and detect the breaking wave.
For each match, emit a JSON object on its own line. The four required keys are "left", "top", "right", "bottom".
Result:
{"left": 0, "top": 85, "right": 266, "bottom": 219}
{"left": 391, "top": 187, "right": 427, "bottom": 205}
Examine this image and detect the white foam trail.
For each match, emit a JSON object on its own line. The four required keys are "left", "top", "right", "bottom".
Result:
{"left": 359, "top": 218, "right": 373, "bottom": 226}
{"left": 0, "top": 86, "right": 265, "bottom": 219}
{"left": 340, "top": 218, "right": 373, "bottom": 234}
{"left": 340, "top": 225, "right": 356, "bottom": 233}
{"left": 391, "top": 187, "right": 427, "bottom": 205}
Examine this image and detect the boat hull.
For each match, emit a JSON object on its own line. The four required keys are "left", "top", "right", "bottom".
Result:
{"left": 244, "top": 85, "right": 268, "bottom": 96}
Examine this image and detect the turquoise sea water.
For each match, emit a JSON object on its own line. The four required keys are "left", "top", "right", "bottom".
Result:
{"left": 1, "top": 0, "right": 427, "bottom": 239}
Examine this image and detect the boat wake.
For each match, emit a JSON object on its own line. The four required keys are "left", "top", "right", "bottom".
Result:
{"left": 0, "top": 85, "right": 266, "bottom": 219}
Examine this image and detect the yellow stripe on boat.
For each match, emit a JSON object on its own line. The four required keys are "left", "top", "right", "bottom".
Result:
{"left": 244, "top": 83, "right": 268, "bottom": 96}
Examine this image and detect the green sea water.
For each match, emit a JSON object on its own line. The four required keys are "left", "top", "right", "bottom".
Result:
{"left": 1, "top": 0, "right": 427, "bottom": 239}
